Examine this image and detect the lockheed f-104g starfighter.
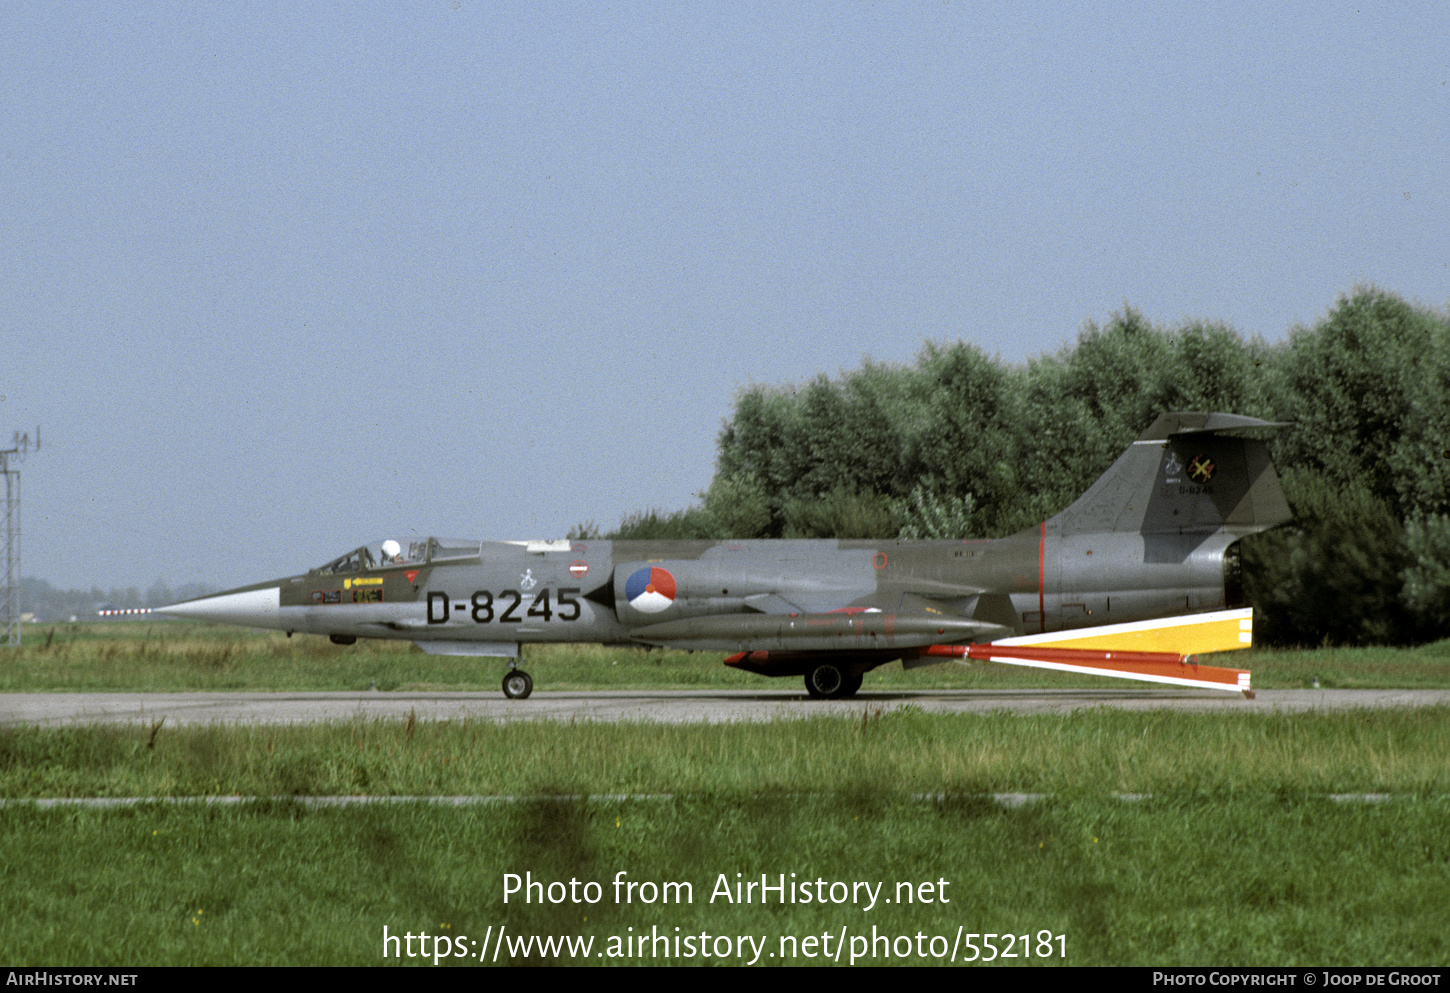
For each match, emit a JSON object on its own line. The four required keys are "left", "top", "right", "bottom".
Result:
{"left": 159, "top": 412, "right": 1292, "bottom": 699}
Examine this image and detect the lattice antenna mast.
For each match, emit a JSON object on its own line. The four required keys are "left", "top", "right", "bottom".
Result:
{"left": 1, "top": 428, "right": 39, "bottom": 648}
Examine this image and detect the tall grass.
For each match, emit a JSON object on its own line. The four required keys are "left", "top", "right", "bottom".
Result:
{"left": 4, "top": 707, "right": 1448, "bottom": 799}
{"left": 2, "top": 794, "right": 1445, "bottom": 965}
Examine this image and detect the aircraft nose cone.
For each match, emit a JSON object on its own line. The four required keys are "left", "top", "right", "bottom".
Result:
{"left": 156, "top": 585, "right": 282, "bottom": 628}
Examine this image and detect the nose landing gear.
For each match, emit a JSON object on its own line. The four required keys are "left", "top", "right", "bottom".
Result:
{"left": 502, "top": 667, "right": 533, "bottom": 699}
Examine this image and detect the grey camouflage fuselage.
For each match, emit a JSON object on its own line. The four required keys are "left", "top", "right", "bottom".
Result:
{"left": 160, "top": 412, "right": 1292, "bottom": 694}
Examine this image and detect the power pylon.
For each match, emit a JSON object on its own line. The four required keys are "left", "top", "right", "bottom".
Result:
{"left": 2, "top": 428, "right": 39, "bottom": 648}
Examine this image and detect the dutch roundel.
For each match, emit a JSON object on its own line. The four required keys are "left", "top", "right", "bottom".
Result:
{"left": 624, "top": 566, "right": 677, "bottom": 614}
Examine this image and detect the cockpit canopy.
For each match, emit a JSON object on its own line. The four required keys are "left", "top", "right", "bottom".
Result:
{"left": 311, "top": 537, "right": 480, "bottom": 575}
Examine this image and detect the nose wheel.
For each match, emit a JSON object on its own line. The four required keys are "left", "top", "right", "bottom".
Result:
{"left": 502, "top": 669, "right": 533, "bottom": 700}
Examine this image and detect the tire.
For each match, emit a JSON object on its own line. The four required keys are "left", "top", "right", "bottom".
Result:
{"left": 804, "top": 663, "right": 846, "bottom": 699}
{"left": 502, "top": 670, "right": 533, "bottom": 700}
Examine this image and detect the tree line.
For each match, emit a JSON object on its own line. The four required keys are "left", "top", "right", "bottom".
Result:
{"left": 586, "top": 287, "right": 1450, "bottom": 646}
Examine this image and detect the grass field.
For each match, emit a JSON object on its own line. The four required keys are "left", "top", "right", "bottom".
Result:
{"left": 2, "top": 710, "right": 1449, "bottom": 965}
{"left": 3, "top": 708, "right": 1449, "bottom": 798}
{"left": 3, "top": 794, "right": 1446, "bottom": 966}
{"left": 5, "top": 618, "right": 1450, "bottom": 692}
{"left": 3, "top": 623, "right": 1448, "bottom": 966}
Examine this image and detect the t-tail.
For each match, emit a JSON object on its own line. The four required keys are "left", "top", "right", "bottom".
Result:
{"left": 1051, "top": 411, "right": 1293, "bottom": 542}
{"left": 935, "top": 412, "right": 1293, "bottom": 696}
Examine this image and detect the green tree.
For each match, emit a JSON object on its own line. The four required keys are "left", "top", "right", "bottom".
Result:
{"left": 1243, "top": 468, "right": 1414, "bottom": 645}
{"left": 1402, "top": 514, "right": 1450, "bottom": 634}
{"left": 1273, "top": 288, "right": 1434, "bottom": 514}
{"left": 608, "top": 507, "right": 725, "bottom": 540}
{"left": 701, "top": 472, "right": 773, "bottom": 539}
{"left": 782, "top": 486, "right": 898, "bottom": 539}
{"left": 893, "top": 486, "right": 978, "bottom": 540}
{"left": 902, "top": 341, "right": 1021, "bottom": 534}
{"left": 1387, "top": 303, "right": 1450, "bottom": 519}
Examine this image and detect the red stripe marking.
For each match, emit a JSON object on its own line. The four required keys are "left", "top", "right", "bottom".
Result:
{"left": 1038, "top": 520, "right": 1046, "bottom": 633}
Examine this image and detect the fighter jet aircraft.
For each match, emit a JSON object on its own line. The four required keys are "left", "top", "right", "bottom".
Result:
{"left": 159, "top": 412, "right": 1292, "bottom": 699}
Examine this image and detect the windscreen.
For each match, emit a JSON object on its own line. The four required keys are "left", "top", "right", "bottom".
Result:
{"left": 314, "top": 538, "right": 433, "bottom": 574}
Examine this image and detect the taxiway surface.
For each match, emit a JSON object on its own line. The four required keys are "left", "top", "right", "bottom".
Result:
{"left": 4, "top": 688, "right": 1449, "bottom": 726}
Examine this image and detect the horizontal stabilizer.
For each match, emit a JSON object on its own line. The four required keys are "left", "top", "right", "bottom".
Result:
{"left": 1138, "top": 412, "right": 1291, "bottom": 439}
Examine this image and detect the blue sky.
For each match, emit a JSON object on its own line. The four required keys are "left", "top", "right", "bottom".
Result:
{"left": 3, "top": 1, "right": 1446, "bottom": 591}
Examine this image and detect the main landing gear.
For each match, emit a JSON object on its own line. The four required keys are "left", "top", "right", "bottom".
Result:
{"left": 502, "top": 666, "right": 533, "bottom": 700}
{"left": 804, "top": 662, "right": 863, "bottom": 700}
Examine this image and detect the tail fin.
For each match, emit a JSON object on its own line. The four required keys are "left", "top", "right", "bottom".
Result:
{"left": 1051, "top": 412, "right": 1293, "bottom": 538}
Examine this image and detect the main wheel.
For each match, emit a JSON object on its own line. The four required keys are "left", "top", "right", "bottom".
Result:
{"left": 804, "top": 663, "right": 846, "bottom": 699}
{"left": 502, "top": 670, "right": 533, "bottom": 700}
